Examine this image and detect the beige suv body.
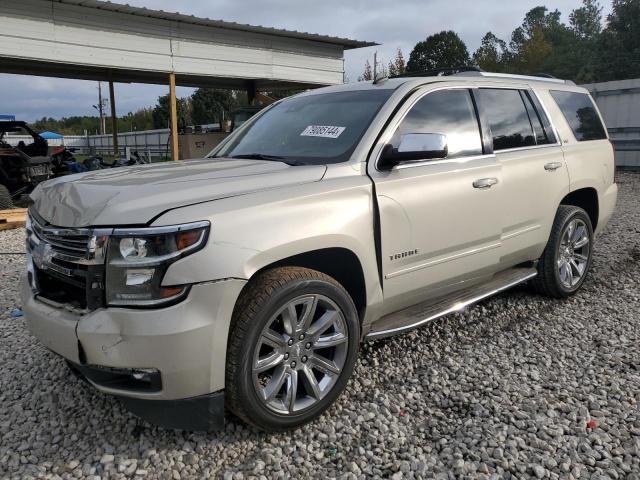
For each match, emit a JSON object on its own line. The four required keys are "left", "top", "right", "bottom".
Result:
{"left": 22, "top": 72, "right": 617, "bottom": 431}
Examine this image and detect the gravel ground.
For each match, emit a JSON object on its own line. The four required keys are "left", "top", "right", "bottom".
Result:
{"left": 1, "top": 173, "right": 639, "bottom": 480}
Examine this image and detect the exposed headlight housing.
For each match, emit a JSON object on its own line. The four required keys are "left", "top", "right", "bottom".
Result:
{"left": 105, "top": 221, "right": 210, "bottom": 307}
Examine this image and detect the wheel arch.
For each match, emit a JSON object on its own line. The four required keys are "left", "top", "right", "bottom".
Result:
{"left": 560, "top": 187, "right": 599, "bottom": 231}
{"left": 242, "top": 247, "right": 368, "bottom": 322}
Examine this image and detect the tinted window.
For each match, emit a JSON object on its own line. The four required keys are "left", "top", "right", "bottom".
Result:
{"left": 522, "top": 92, "right": 554, "bottom": 145}
{"left": 213, "top": 89, "right": 393, "bottom": 165}
{"left": 390, "top": 89, "right": 482, "bottom": 159}
{"left": 550, "top": 90, "right": 607, "bottom": 141}
{"left": 478, "top": 89, "right": 536, "bottom": 150}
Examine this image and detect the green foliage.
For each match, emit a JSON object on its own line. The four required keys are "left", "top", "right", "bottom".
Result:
{"left": 473, "top": 32, "right": 510, "bottom": 72}
{"left": 406, "top": 31, "right": 470, "bottom": 72}
{"left": 358, "top": 60, "right": 373, "bottom": 82}
{"left": 191, "top": 88, "right": 241, "bottom": 125}
{"left": 595, "top": 0, "right": 640, "bottom": 81}
{"left": 388, "top": 48, "right": 406, "bottom": 77}
{"left": 152, "top": 94, "right": 192, "bottom": 130}
{"left": 468, "top": 0, "right": 639, "bottom": 83}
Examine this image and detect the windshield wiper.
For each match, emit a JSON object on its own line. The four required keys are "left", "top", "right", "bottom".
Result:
{"left": 229, "top": 153, "right": 303, "bottom": 166}
{"left": 230, "top": 153, "right": 285, "bottom": 160}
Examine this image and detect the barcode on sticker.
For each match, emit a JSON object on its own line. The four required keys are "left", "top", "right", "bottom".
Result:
{"left": 300, "top": 125, "right": 346, "bottom": 139}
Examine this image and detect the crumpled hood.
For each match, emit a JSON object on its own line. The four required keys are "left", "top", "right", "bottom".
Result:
{"left": 31, "top": 158, "right": 326, "bottom": 227}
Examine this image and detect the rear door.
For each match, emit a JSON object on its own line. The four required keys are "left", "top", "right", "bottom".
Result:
{"left": 368, "top": 86, "right": 503, "bottom": 313}
{"left": 475, "top": 87, "right": 569, "bottom": 267}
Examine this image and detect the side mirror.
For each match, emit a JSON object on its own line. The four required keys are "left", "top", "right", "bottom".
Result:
{"left": 379, "top": 133, "right": 448, "bottom": 169}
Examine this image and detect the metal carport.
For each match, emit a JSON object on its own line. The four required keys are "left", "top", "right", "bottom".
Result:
{"left": 0, "top": 0, "right": 375, "bottom": 159}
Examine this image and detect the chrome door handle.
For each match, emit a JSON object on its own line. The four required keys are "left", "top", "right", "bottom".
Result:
{"left": 473, "top": 177, "right": 498, "bottom": 189}
{"left": 544, "top": 161, "right": 563, "bottom": 171}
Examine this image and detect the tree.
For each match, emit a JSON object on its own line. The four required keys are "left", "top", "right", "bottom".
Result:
{"left": 406, "top": 31, "right": 470, "bottom": 73}
{"left": 595, "top": 0, "right": 640, "bottom": 81}
{"left": 191, "top": 88, "right": 238, "bottom": 126}
{"left": 152, "top": 94, "right": 191, "bottom": 130}
{"left": 472, "top": 32, "right": 509, "bottom": 72}
{"left": 388, "top": 48, "right": 406, "bottom": 77}
{"left": 358, "top": 60, "right": 373, "bottom": 81}
{"left": 570, "top": 0, "right": 603, "bottom": 39}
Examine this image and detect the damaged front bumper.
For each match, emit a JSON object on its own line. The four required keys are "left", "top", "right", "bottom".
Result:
{"left": 21, "top": 275, "right": 246, "bottom": 431}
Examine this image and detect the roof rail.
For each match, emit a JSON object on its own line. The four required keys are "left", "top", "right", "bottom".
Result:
{"left": 391, "top": 66, "right": 482, "bottom": 78}
{"left": 453, "top": 70, "right": 575, "bottom": 85}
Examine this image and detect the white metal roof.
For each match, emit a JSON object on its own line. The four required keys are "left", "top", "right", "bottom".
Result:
{"left": 0, "top": 0, "right": 376, "bottom": 89}
{"left": 54, "top": 0, "right": 377, "bottom": 50}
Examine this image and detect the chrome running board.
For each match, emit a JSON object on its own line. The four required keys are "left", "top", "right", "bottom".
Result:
{"left": 366, "top": 267, "right": 537, "bottom": 340}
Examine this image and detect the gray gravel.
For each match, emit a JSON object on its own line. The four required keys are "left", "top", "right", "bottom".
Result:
{"left": 1, "top": 173, "right": 639, "bottom": 479}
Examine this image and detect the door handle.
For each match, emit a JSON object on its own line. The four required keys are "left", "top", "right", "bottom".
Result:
{"left": 544, "top": 161, "right": 563, "bottom": 171}
{"left": 473, "top": 177, "right": 498, "bottom": 189}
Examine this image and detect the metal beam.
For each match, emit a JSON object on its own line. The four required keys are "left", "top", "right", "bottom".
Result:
{"left": 108, "top": 80, "right": 119, "bottom": 158}
{"left": 169, "top": 72, "right": 179, "bottom": 161}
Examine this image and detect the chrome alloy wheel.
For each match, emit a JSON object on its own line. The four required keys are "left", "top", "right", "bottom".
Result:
{"left": 557, "top": 218, "right": 591, "bottom": 288}
{"left": 252, "top": 294, "right": 349, "bottom": 415}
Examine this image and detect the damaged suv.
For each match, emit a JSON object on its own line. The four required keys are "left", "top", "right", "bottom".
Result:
{"left": 23, "top": 72, "right": 617, "bottom": 431}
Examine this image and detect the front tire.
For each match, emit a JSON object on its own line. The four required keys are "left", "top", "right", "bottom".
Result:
{"left": 225, "top": 267, "right": 360, "bottom": 431}
{"left": 533, "top": 205, "right": 593, "bottom": 298}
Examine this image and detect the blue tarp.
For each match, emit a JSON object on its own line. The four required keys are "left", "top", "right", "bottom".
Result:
{"left": 0, "top": 115, "right": 15, "bottom": 121}
{"left": 39, "top": 131, "right": 64, "bottom": 140}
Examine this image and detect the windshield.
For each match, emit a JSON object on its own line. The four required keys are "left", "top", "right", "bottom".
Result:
{"left": 212, "top": 89, "right": 393, "bottom": 165}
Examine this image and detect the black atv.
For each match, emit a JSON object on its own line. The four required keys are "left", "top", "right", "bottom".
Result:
{"left": 0, "top": 121, "right": 55, "bottom": 209}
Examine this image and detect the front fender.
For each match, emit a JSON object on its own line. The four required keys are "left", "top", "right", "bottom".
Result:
{"left": 155, "top": 177, "right": 381, "bottom": 304}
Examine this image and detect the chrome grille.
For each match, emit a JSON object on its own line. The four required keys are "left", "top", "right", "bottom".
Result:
{"left": 26, "top": 211, "right": 110, "bottom": 310}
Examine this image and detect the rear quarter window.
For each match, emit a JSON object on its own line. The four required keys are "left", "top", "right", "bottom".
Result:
{"left": 549, "top": 90, "right": 607, "bottom": 141}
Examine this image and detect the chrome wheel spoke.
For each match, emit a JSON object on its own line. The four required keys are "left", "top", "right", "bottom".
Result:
{"left": 302, "top": 365, "right": 322, "bottom": 400}
{"left": 299, "top": 296, "right": 318, "bottom": 332}
{"left": 314, "top": 332, "right": 348, "bottom": 349}
{"left": 282, "top": 303, "right": 299, "bottom": 336}
{"left": 312, "top": 354, "right": 341, "bottom": 375}
{"left": 574, "top": 253, "right": 588, "bottom": 263}
{"left": 262, "top": 365, "right": 287, "bottom": 402}
{"left": 285, "top": 370, "right": 298, "bottom": 413}
{"left": 307, "top": 310, "right": 338, "bottom": 339}
{"left": 262, "top": 328, "right": 287, "bottom": 349}
{"left": 573, "top": 236, "right": 589, "bottom": 249}
{"left": 254, "top": 351, "right": 284, "bottom": 373}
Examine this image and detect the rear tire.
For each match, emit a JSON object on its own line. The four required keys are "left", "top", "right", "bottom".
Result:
{"left": 225, "top": 267, "right": 360, "bottom": 432}
{"left": 0, "top": 185, "right": 13, "bottom": 209}
{"left": 532, "top": 205, "right": 593, "bottom": 298}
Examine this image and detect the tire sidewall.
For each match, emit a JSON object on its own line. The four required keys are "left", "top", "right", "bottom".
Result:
{"left": 552, "top": 208, "right": 594, "bottom": 295}
{"left": 234, "top": 277, "right": 360, "bottom": 430}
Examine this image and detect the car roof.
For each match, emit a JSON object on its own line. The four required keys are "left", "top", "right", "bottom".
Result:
{"left": 299, "top": 72, "right": 585, "bottom": 97}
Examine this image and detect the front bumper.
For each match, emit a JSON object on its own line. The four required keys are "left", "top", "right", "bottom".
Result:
{"left": 21, "top": 276, "right": 246, "bottom": 429}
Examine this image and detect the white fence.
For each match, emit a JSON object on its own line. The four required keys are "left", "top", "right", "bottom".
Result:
{"left": 5, "top": 128, "right": 171, "bottom": 159}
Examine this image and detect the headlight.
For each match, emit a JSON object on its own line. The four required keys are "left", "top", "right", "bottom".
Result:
{"left": 105, "top": 221, "right": 210, "bottom": 307}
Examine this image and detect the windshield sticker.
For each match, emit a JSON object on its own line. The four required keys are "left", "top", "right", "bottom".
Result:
{"left": 300, "top": 125, "right": 346, "bottom": 139}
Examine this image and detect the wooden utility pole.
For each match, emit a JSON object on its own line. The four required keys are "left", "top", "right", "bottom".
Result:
{"left": 169, "top": 72, "right": 179, "bottom": 161}
{"left": 108, "top": 80, "right": 119, "bottom": 159}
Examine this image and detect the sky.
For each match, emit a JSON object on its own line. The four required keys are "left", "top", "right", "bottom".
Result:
{"left": 0, "top": 0, "right": 612, "bottom": 123}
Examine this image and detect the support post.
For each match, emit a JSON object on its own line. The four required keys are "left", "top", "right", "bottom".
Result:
{"left": 247, "top": 80, "right": 257, "bottom": 106}
{"left": 169, "top": 72, "right": 179, "bottom": 161}
{"left": 108, "top": 80, "right": 119, "bottom": 159}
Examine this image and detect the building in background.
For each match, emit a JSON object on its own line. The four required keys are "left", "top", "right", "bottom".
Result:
{"left": 584, "top": 79, "right": 640, "bottom": 168}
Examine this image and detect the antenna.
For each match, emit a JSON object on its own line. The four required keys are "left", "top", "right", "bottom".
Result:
{"left": 372, "top": 52, "right": 388, "bottom": 84}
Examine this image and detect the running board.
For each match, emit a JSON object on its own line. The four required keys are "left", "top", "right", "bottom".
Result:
{"left": 366, "top": 267, "right": 537, "bottom": 340}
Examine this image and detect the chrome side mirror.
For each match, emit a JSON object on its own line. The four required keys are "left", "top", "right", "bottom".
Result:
{"left": 379, "top": 133, "right": 448, "bottom": 169}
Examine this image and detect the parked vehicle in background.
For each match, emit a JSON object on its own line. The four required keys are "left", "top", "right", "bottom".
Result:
{"left": 0, "top": 121, "right": 53, "bottom": 208}
{"left": 22, "top": 71, "right": 617, "bottom": 432}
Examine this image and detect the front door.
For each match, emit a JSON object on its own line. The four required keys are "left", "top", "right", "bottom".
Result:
{"left": 368, "top": 87, "right": 503, "bottom": 314}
